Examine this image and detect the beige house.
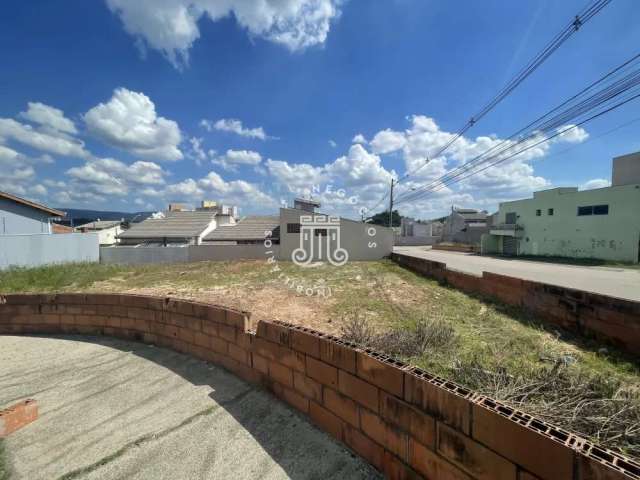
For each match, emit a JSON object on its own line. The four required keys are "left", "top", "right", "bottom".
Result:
{"left": 483, "top": 151, "right": 640, "bottom": 263}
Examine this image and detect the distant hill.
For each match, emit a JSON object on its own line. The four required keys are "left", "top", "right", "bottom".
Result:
{"left": 54, "top": 208, "right": 154, "bottom": 226}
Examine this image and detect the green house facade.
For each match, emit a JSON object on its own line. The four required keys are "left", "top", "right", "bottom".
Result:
{"left": 482, "top": 152, "right": 640, "bottom": 263}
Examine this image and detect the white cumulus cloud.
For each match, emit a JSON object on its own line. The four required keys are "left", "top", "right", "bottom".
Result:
{"left": 201, "top": 118, "right": 270, "bottom": 140}
{"left": 19, "top": 102, "right": 78, "bottom": 135}
{"left": 581, "top": 178, "right": 610, "bottom": 190}
{"left": 106, "top": 0, "right": 343, "bottom": 69}
{"left": 213, "top": 149, "right": 262, "bottom": 172}
{"left": 0, "top": 118, "right": 88, "bottom": 159}
{"left": 370, "top": 129, "right": 407, "bottom": 155}
{"left": 84, "top": 88, "right": 183, "bottom": 162}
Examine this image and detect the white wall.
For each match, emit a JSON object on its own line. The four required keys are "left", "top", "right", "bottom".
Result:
{"left": 96, "top": 226, "right": 123, "bottom": 245}
{"left": 279, "top": 208, "right": 393, "bottom": 262}
{"left": 495, "top": 184, "right": 640, "bottom": 262}
{"left": 0, "top": 233, "right": 99, "bottom": 269}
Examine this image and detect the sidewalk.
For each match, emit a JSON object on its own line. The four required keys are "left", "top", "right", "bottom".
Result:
{"left": 394, "top": 246, "right": 640, "bottom": 301}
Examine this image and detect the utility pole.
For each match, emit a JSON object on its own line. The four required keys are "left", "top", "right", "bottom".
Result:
{"left": 388, "top": 179, "right": 394, "bottom": 228}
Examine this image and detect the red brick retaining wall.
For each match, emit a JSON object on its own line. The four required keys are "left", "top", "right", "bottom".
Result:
{"left": 431, "top": 244, "right": 479, "bottom": 253}
{"left": 0, "top": 293, "right": 638, "bottom": 479}
{"left": 392, "top": 253, "right": 640, "bottom": 355}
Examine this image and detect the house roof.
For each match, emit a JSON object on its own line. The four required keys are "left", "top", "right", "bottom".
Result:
{"left": 118, "top": 211, "right": 216, "bottom": 239}
{"left": 75, "top": 220, "right": 121, "bottom": 230}
{"left": 0, "top": 190, "right": 65, "bottom": 217}
{"left": 204, "top": 216, "right": 280, "bottom": 241}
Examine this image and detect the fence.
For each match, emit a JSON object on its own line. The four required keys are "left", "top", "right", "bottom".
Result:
{"left": 0, "top": 293, "right": 636, "bottom": 479}
{"left": 0, "top": 233, "right": 99, "bottom": 270}
{"left": 394, "top": 236, "right": 441, "bottom": 246}
{"left": 100, "top": 244, "right": 275, "bottom": 265}
{"left": 392, "top": 252, "right": 640, "bottom": 355}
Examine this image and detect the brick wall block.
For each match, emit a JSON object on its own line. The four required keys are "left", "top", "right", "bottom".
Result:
{"left": 228, "top": 343, "right": 250, "bottom": 365}
{"left": 380, "top": 391, "right": 436, "bottom": 449}
{"left": 356, "top": 351, "right": 405, "bottom": 397}
{"left": 306, "top": 356, "right": 338, "bottom": 389}
{"left": 225, "top": 310, "right": 250, "bottom": 331}
{"left": 405, "top": 372, "right": 471, "bottom": 435}
{"left": 323, "top": 387, "right": 359, "bottom": 428}
{"left": 338, "top": 370, "right": 379, "bottom": 413}
{"left": 293, "top": 371, "right": 322, "bottom": 402}
{"left": 383, "top": 449, "right": 423, "bottom": 480}
{"left": 320, "top": 339, "right": 357, "bottom": 373}
{"left": 256, "top": 321, "right": 292, "bottom": 347}
{"left": 269, "top": 361, "right": 294, "bottom": 388}
{"left": 291, "top": 329, "right": 321, "bottom": 358}
{"left": 437, "top": 422, "right": 517, "bottom": 480}
{"left": 360, "top": 407, "right": 408, "bottom": 462}
{"left": 471, "top": 404, "right": 573, "bottom": 480}
{"left": 310, "top": 401, "right": 344, "bottom": 442}
{"left": 344, "top": 424, "right": 384, "bottom": 471}
{"left": 409, "top": 438, "right": 472, "bottom": 480}
{"left": 218, "top": 324, "right": 237, "bottom": 343}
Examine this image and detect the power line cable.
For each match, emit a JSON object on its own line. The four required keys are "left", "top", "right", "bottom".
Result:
{"left": 392, "top": 58, "right": 640, "bottom": 205}
{"left": 395, "top": 0, "right": 612, "bottom": 184}
{"left": 394, "top": 53, "right": 640, "bottom": 204}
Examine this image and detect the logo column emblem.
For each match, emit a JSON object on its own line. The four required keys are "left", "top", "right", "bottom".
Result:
{"left": 292, "top": 215, "right": 349, "bottom": 267}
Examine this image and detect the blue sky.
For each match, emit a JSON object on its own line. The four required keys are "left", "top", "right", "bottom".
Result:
{"left": 0, "top": 0, "right": 638, "bottom": 219}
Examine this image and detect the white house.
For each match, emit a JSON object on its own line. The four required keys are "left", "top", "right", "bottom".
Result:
{"left": 75, "top": 220, "right": 124, "bottom": 246}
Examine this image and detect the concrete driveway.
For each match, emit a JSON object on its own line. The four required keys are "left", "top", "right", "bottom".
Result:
{"left": 394, "top": 246, "right": 640, "bottom": 301}
{"left": 0, "top": 335, "right": 380, "bottom": 480}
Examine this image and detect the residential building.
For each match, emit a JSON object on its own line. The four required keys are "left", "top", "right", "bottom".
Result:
{"left": 0, "top": 191, "right": 99, "bottom": 269}
{"left": 196, "top": 200, "right": 239, "bottom": 219}
{"left": 75, "top": 220, "right": 124, "bottom": 245}
{"left": 397, "top": 217, "right": 443, "bottom": 246}
{"left": 106, "top": 198, "right": 392, "bottom": 263}
{"left": 203, "top": 216, "right": 280, "bottom": 245}
{"left": 483, "top": 151, "right": 640, "bottom": 263}
{"left": 52, "top": 224, "right": 74, "bottom": 234}
{"left": 279, "top": 204, "right": 393, "bottom": 263}
{"left": 293, "top": 197, "right": 321, "bottom": 213}
{"left": 442, "top": 207, "right": 489, "bottom": 245}
{"left": 117, "top": 210, "right": 234, "bottom": 246}
{"left": 0, "top": 190, "right": 64, "bottom": 235}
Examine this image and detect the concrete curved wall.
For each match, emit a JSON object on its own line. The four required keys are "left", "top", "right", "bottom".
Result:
{"left": 0, "top": 293, "right": 637, "bottom": 480}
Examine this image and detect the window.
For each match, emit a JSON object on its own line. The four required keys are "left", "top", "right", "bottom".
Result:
{"left": 287, "top": 223, "right": 301, "bottom": 233}
{"left": 548, "top": 208, "right": 554, "bottom": 216}
{"left": 577, "top": 205, "right": 609, "bottom": 216}
{"left": 314, "top": 228, "right": 328, "bottom": 236}
{"left": 593, "top": 205, "right": 609, "bottom": 215}
{"left": 577, "top": 206, "right": 593, "bottom": 216}
{"left": 535, "top": 209, "right": 541, "bottom": 216}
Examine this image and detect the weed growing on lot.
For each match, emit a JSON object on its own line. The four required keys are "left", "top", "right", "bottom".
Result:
{"left": 341, "top": 312, "right": 457, "bottom": 358}
{"left": 0, "top": 263, "right": 126, "bottom": 293}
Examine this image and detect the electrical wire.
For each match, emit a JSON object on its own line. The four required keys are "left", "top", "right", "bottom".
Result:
{"left": 391, "top": 55, "right": 640, "bottom": 205}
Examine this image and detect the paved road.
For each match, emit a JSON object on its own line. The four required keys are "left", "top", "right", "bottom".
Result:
{"left": 394, "top": 246, "right": 640, "bottom": 301}
{"left": 0, "top": 336, "right": 380, "bottom": 480}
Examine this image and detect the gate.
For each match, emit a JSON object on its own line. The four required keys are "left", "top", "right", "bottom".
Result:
{"left": 503, "top": 236, "right": 518, "bottom": 256}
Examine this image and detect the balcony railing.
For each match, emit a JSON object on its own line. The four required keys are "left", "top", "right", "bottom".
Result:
{"left": 489, "top": 224, "right": 523, "bottom": 236}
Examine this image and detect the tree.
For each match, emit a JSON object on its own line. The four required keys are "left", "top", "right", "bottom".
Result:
{"left": 368, "top": 210, "right": 401, "bottom": 227}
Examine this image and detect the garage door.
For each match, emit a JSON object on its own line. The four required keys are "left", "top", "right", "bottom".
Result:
{"left": 504, "top": 236, "right": 518, "bottom": 256}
